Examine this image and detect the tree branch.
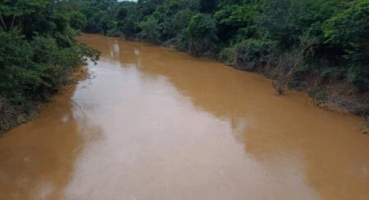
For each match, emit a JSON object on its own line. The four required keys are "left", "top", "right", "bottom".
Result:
{"left": 0, "top": 12, "right": 7, "bottom": 30}
{"left": 11, "top": 14, "right": 15, "bottom": 28}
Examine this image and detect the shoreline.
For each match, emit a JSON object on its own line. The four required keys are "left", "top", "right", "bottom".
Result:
{"left": 115, "top": 34, "right": 369, "bottom": 122}
{"left": 0, "top": 66, "right": 89, "bottom": 136}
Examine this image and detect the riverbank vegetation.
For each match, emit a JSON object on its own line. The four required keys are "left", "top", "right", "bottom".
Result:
{"left": 1, "top": 0, "right": 368, "bottom": 134}
{"left": 0, "top": 0, "right": 100, "bottom": 134}
{"left": 75, "top": 0, "right": 369, "bottom": 117}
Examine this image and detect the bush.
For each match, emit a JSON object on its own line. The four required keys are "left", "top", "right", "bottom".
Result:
{"left": 0, "top": 29, "right": 96, "bottom": 106}
{"left": 219, "top": 39, "right": 277, "bottom": 71}
{"left": 138, "top": 16, "right": 161, "bottom": 44}
{"left": 186, "top": 14, "right": 218, "bottom": 56}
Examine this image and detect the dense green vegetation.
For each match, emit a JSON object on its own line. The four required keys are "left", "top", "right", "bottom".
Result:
{"left": 0, "top": 0, "right": 99, "bottom": 134}
{"left": 77, "top": 0, "right": 369, "bottom": 115}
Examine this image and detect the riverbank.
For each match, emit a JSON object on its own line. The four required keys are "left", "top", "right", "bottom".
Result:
{"left": 0, "top": 67, "right": 92, "bottom": 135}
{"left": 231, "top": 61, "right": 369, "bottom": 118}
{"left": 0, "top": 1, "right": 102, "bottom": 136}
{"left": 118, "top": 35, "right": 369, "bottom": 124}
{"left": 77, "top": 0, "right": 369, "bottom": 121}
{"left": 0, "top": 98, "right": 38, "bottom": 135}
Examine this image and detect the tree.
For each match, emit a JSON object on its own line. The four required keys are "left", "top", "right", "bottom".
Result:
{"left": 138, "top": 16, "right": 161, "bottom": 44}
{"left": 186, "top": 14, "right": 218, "bottom": 56}
{"left": 0, "top": 0, "right": 100, "bottom": 133}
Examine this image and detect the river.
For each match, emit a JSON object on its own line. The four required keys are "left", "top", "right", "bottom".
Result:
{"left": 0, "top": 34, "right": 368, "bottom": 200}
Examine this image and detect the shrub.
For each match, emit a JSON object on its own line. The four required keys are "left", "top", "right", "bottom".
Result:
{"left": 219, "top": 39, "right": 278, "bottom": 71}
{"left": 186, "top": 14, "right": 218, "bottom": 56}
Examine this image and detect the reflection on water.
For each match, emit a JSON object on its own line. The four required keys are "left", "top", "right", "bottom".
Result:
{"left": 0, "top": 34, "right": 368, "bottom": 200}
{"left": 0, "top": 87, "right": 82, "bottom": 200}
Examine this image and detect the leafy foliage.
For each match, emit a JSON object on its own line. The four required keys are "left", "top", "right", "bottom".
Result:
{"left": 219, "top": 39, "right": 277, "bottom": 70}
{"left": 0, "top": 0, "right": 100, "bottom": 133}
{"left": 138, "top": 16, "right": 161, "bottom": 44}
{"left": 186, "top": 14, "right": 218, "bottom": 56}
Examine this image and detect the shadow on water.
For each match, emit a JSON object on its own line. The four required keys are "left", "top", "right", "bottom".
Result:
{"left": 0, "top": 83, "right": 84, "bottom": 200}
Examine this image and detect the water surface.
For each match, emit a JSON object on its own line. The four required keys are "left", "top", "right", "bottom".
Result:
{"left": 0, "top": 34, "right": 368, "bottom": 200}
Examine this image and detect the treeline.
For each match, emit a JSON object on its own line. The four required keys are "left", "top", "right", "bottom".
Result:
{"left": 0, "top": 0, "right": 99, "bottom": 133}
{"left": 77, "top": 0, "right": 369, "bottom": 115}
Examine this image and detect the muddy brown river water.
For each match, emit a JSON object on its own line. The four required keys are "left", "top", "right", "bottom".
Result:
{"left": 0, "top": 34, "right": 368, "bottom": 200}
